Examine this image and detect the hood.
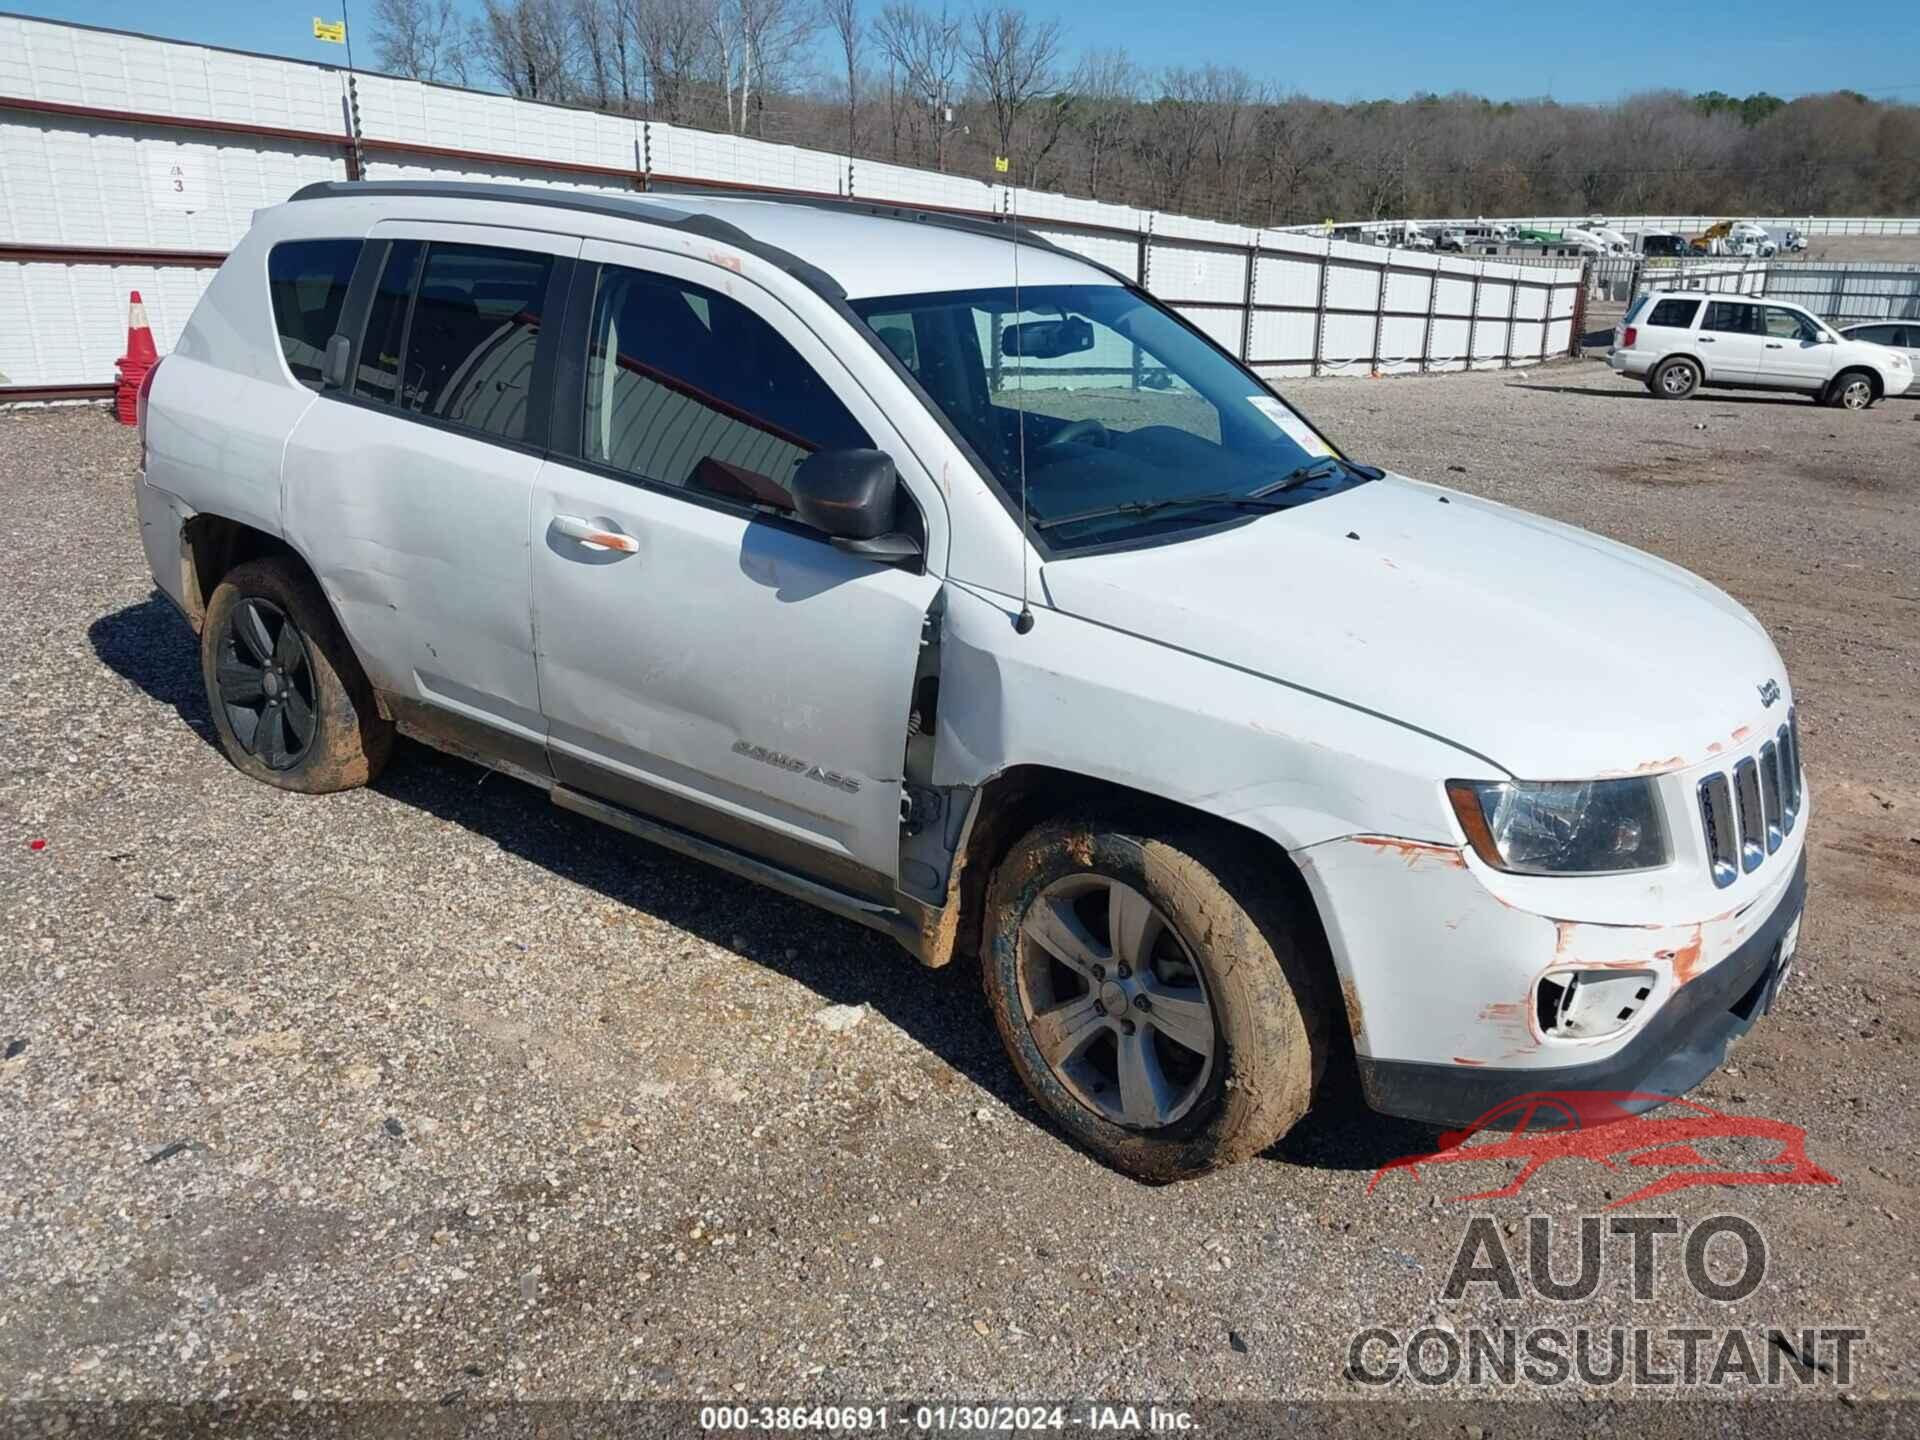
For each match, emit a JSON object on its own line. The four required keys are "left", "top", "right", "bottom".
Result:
{"left": 1039, "top": 476, "right": 1786, "bottom": 779}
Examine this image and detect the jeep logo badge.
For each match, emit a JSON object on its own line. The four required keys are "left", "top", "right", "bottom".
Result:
{"left": 1758, "top": 679, "right": 1782, "bottom": 708}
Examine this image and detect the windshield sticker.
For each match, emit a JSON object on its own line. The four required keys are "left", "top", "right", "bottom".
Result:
{"left": 1247, "top": 396, "right": 1335, "bottom": 457}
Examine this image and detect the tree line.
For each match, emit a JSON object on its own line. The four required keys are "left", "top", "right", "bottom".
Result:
{"left": 370, "top": 0, "right": 1920, "bottom": 224}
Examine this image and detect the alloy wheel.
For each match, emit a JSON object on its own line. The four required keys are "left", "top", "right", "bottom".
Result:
{"left": 1015, "top": 874, "right": 1216, "bottom": 1129}
{"left": 1661, "top": 365, "right": 1695, "bottom": 396}
{"left": 1840, "top": 378, "right": 1872, "bottom": 410}
{"left": 216, "top": 597, "right": 317, "bottom": 770}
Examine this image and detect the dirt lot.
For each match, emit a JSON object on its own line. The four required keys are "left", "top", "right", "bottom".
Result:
{"left": 1798, "top": 234, "right": 1920, "bottom": 265}
{"left": 2, "top": 362, "right": 1917, "bottom": 1425}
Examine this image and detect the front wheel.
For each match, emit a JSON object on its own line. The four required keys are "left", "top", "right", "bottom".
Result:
{"left": 982, "top": 818, "right": 1328, "bottom": 1181}
{"left": 1650, "top": 357, "right": 1701, "bottom": 399}
{"left": 1825, "top": 371, "right": 1876, "bottom": 411}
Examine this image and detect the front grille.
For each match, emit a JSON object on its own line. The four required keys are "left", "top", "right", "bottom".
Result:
{"left": 1698, "top": 707, "right": 1802, "bottom": 889}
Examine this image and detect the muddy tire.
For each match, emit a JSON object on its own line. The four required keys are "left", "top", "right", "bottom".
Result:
{"left": 982, "top": 818, "right": 1328, "bottom": 1182}
{"left": 200, "top": 556, "right": 392, "bottom": 793}
{"left": 1650, "top": 357, "right": 1700, "bottom": 400}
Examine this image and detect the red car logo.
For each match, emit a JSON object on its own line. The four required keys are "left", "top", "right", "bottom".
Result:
{"left": 1368, "top": 1091, "right": 1838, "bottom": 1208}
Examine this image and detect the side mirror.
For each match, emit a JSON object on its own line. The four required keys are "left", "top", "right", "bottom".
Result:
{"left": 791, "top": 448, "right": 921, "bottom": 562}
{"left": 322, "top": 334, "right": 352, "bottom": 389}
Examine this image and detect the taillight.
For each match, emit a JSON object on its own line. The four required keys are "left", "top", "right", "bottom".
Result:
{"left": 136, "top": 356, "right": 164, "bottom": 471}
{"left": 1622, "top": 326, "right": 1638, "bottom": 348}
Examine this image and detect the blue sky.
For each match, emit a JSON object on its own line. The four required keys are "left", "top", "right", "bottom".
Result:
{"left": 9, "top": 0, "right": 1920, "bottom": 103}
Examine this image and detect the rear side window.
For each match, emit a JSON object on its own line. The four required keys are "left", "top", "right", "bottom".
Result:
{"left": 1702, "top": 301, "right": 1760, "bottom": 335}
{"left": 267, "top": 239, "right": 361, "bottom": 388}
{"left": 1623, "top": 295, "right": 1651, "bottom": 325}
{"left": 582, "top": 264, "right": 870, "bottom": 507}
{"left": 353, "top": 240, "right": 424, "bottom": 406}
{"left": 399, "top": 244, "right": 554, "bottom": 442}
{"left": 1645, "top": 298, "right": 1700, "bottom": 329}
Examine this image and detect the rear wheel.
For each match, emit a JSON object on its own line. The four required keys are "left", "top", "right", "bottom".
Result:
{"left": 201, "top": 557, "right": 392, "bottom": 793}
{"left": 982, "top": 818, "right": 1328, "bottom": 1181}
{"left": 1825, "top": 370, "right": 1876, "bottom": 410}
{"left": 1650, "top": 357, "right": 1700, "bottom": 399}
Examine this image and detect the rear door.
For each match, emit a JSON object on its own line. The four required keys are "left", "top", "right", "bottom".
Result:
{"left": 527, "top": 242, "right": 943, "bottom": 900}
{"left": 1696, "top": 299, "right": 1768, "bottom": 382}
{"left": 283, "top": 222, "right": 578, "bottom": 770}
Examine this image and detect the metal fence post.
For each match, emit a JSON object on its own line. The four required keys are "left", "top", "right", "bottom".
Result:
{"left": 1569, "top": 260, "right": 1591, "bottom": 357}
{"left": 1502, "top": 269, "right": 1518, "bottom": 368}
{"left": 1309, "top": 236, "right": 1331, "bottom": 377}
{"left": 1370, "top": 255, "right": 1388, "bottom": 375}
{"left": 1466, "top": 262, "right": 1482, "bottom": 371}
{"left": 1240, "top": 238, "right": 1258, "bottom": 363}
{"left": 1419, "top": 256, "right": 1438, "bottom": 373}
{"left": 341, "top": 73, "right": 364, "bottom": 180}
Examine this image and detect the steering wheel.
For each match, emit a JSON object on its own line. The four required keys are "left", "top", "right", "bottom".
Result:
{"left": 1040, "top": 418, "right": 1109, "bottom": 449}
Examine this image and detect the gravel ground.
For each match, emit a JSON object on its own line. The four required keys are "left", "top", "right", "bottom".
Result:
{"left": 2, "top": 363, "right": 1916, "bottom": 1425}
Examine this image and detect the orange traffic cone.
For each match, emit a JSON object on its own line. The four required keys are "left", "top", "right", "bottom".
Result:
{"left": 114, "top": 291, "right": 159, "bottom": 425}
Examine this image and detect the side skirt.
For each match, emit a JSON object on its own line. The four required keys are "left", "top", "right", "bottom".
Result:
{"left": 552, "top": 785, "right": 927, "bottom": 956}
{"left": 384, "top": 690, "right": 940, "bottom": 961}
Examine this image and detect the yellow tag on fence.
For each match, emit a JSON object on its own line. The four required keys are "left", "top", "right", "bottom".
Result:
{"left": 993, "top": 156, "right": 1009, "bottom": 174}
{"left": 313, "top": 18, "right": 346, "bottom": 43}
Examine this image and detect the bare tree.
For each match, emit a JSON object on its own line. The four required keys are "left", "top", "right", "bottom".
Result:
{"left": 628, "top": 0, "right": 713, "bottom": 123}
{"left": 872, "top": 3, "right": 964, "bottom": 169}
{"left": 823, "top": 0, "right": 862, "bottom": 158}
{"left": 1136, "top": 66, "right": 1211, "bottom": 207}
{"left": 473, "top": 0, "right": 581, "bottom": 100}
{"left": 965, "top": 6, "right": 1062, "bottom": 172}
{"left": 371, "top": 0, "right": 467, "bottom": 83}
{"left": 707, "top": 0, "right": 818, "bottom": 135}
{"left": 573, "top": 0, "right": 640, "bottom": 109}
{"left": 1068, "top": 47, "right": 1137, "bottom": 200}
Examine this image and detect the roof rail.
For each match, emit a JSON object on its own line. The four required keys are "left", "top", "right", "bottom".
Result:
{"left": 640, "top": 182, "right": 1120, "bottom": 277}
{"left": 285, "top": 179, "right": 845, "bottom": 298}
{"left": 287, "top": 178, "right": 1133, "bottom": 290}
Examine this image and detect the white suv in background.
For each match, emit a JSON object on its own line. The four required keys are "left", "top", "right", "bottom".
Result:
{"left": 1611, "top": 290, "right": 1911, "bottom": 407}
{"left": 136, "top": 181, "right": 1810, "bottom": 1180}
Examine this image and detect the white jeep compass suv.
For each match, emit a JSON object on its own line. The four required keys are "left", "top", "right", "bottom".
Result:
{"left": 135, "top": 182, "right": 1809, "bottom": 1179}
{"left": 1611, "top": 289, "right": 1910, "bottom": 406}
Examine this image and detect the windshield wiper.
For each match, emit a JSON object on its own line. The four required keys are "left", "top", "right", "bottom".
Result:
{"left": 1033, "top": 457, "right": 1377, "bottom": 532}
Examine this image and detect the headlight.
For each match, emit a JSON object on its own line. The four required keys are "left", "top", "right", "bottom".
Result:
{"left": 1889, "top": 353, "right": 1911, "bottom": 369}
{"left": 1446, "top": 778, "right": 1670, "bottom": 875}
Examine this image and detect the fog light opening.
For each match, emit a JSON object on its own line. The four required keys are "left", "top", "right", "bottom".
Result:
{"left": 1536, "top": 969, "right": 1657, "bottom": 1039}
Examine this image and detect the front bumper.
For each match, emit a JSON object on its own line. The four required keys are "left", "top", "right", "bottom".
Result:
{"left": 1357, "top": 851, "right": 1804, "bottom": 1127}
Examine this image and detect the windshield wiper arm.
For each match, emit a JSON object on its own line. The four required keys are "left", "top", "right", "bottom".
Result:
{"left": 1031, "top": 457, "right": 1381, "bottom": 532}
{"left": 1034, "top": 489, "right": 1292, "bottom": 531}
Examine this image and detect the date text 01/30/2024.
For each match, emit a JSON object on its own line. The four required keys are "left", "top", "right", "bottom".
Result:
{"left": 696, "top": 1404, "right": 1197, "bottom": 1432}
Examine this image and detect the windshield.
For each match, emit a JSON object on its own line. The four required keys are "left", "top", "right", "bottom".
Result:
{"left": 849, "top": 283, "right": 1370, "bottom": 549}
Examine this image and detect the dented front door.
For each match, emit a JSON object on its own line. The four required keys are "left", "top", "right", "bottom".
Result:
{"left": 529, "top": 242, "right": 940, "bottom": 900}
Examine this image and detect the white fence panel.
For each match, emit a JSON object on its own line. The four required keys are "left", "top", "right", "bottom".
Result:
{"left": 1032, "top": 228, "right": 1137, "bottom": 281}
{"left": 0, "top": 261, "right": 213, "bottom": 391}
{"left": 0, "top": 118, "right": 343, "bottom": 249}
{"left": 0, "top": 14, "right": 1586, "bottom": 392}
{"left": 1149, "top": 241, "right": 1245, "bottom": 304}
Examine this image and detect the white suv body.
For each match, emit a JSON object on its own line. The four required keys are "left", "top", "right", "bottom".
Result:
{"left": 136, "top": 182, "right": 1809, "bottom": 1178}
{"left": 1611, "top": 290, "right": 1912, "bottom": 406}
